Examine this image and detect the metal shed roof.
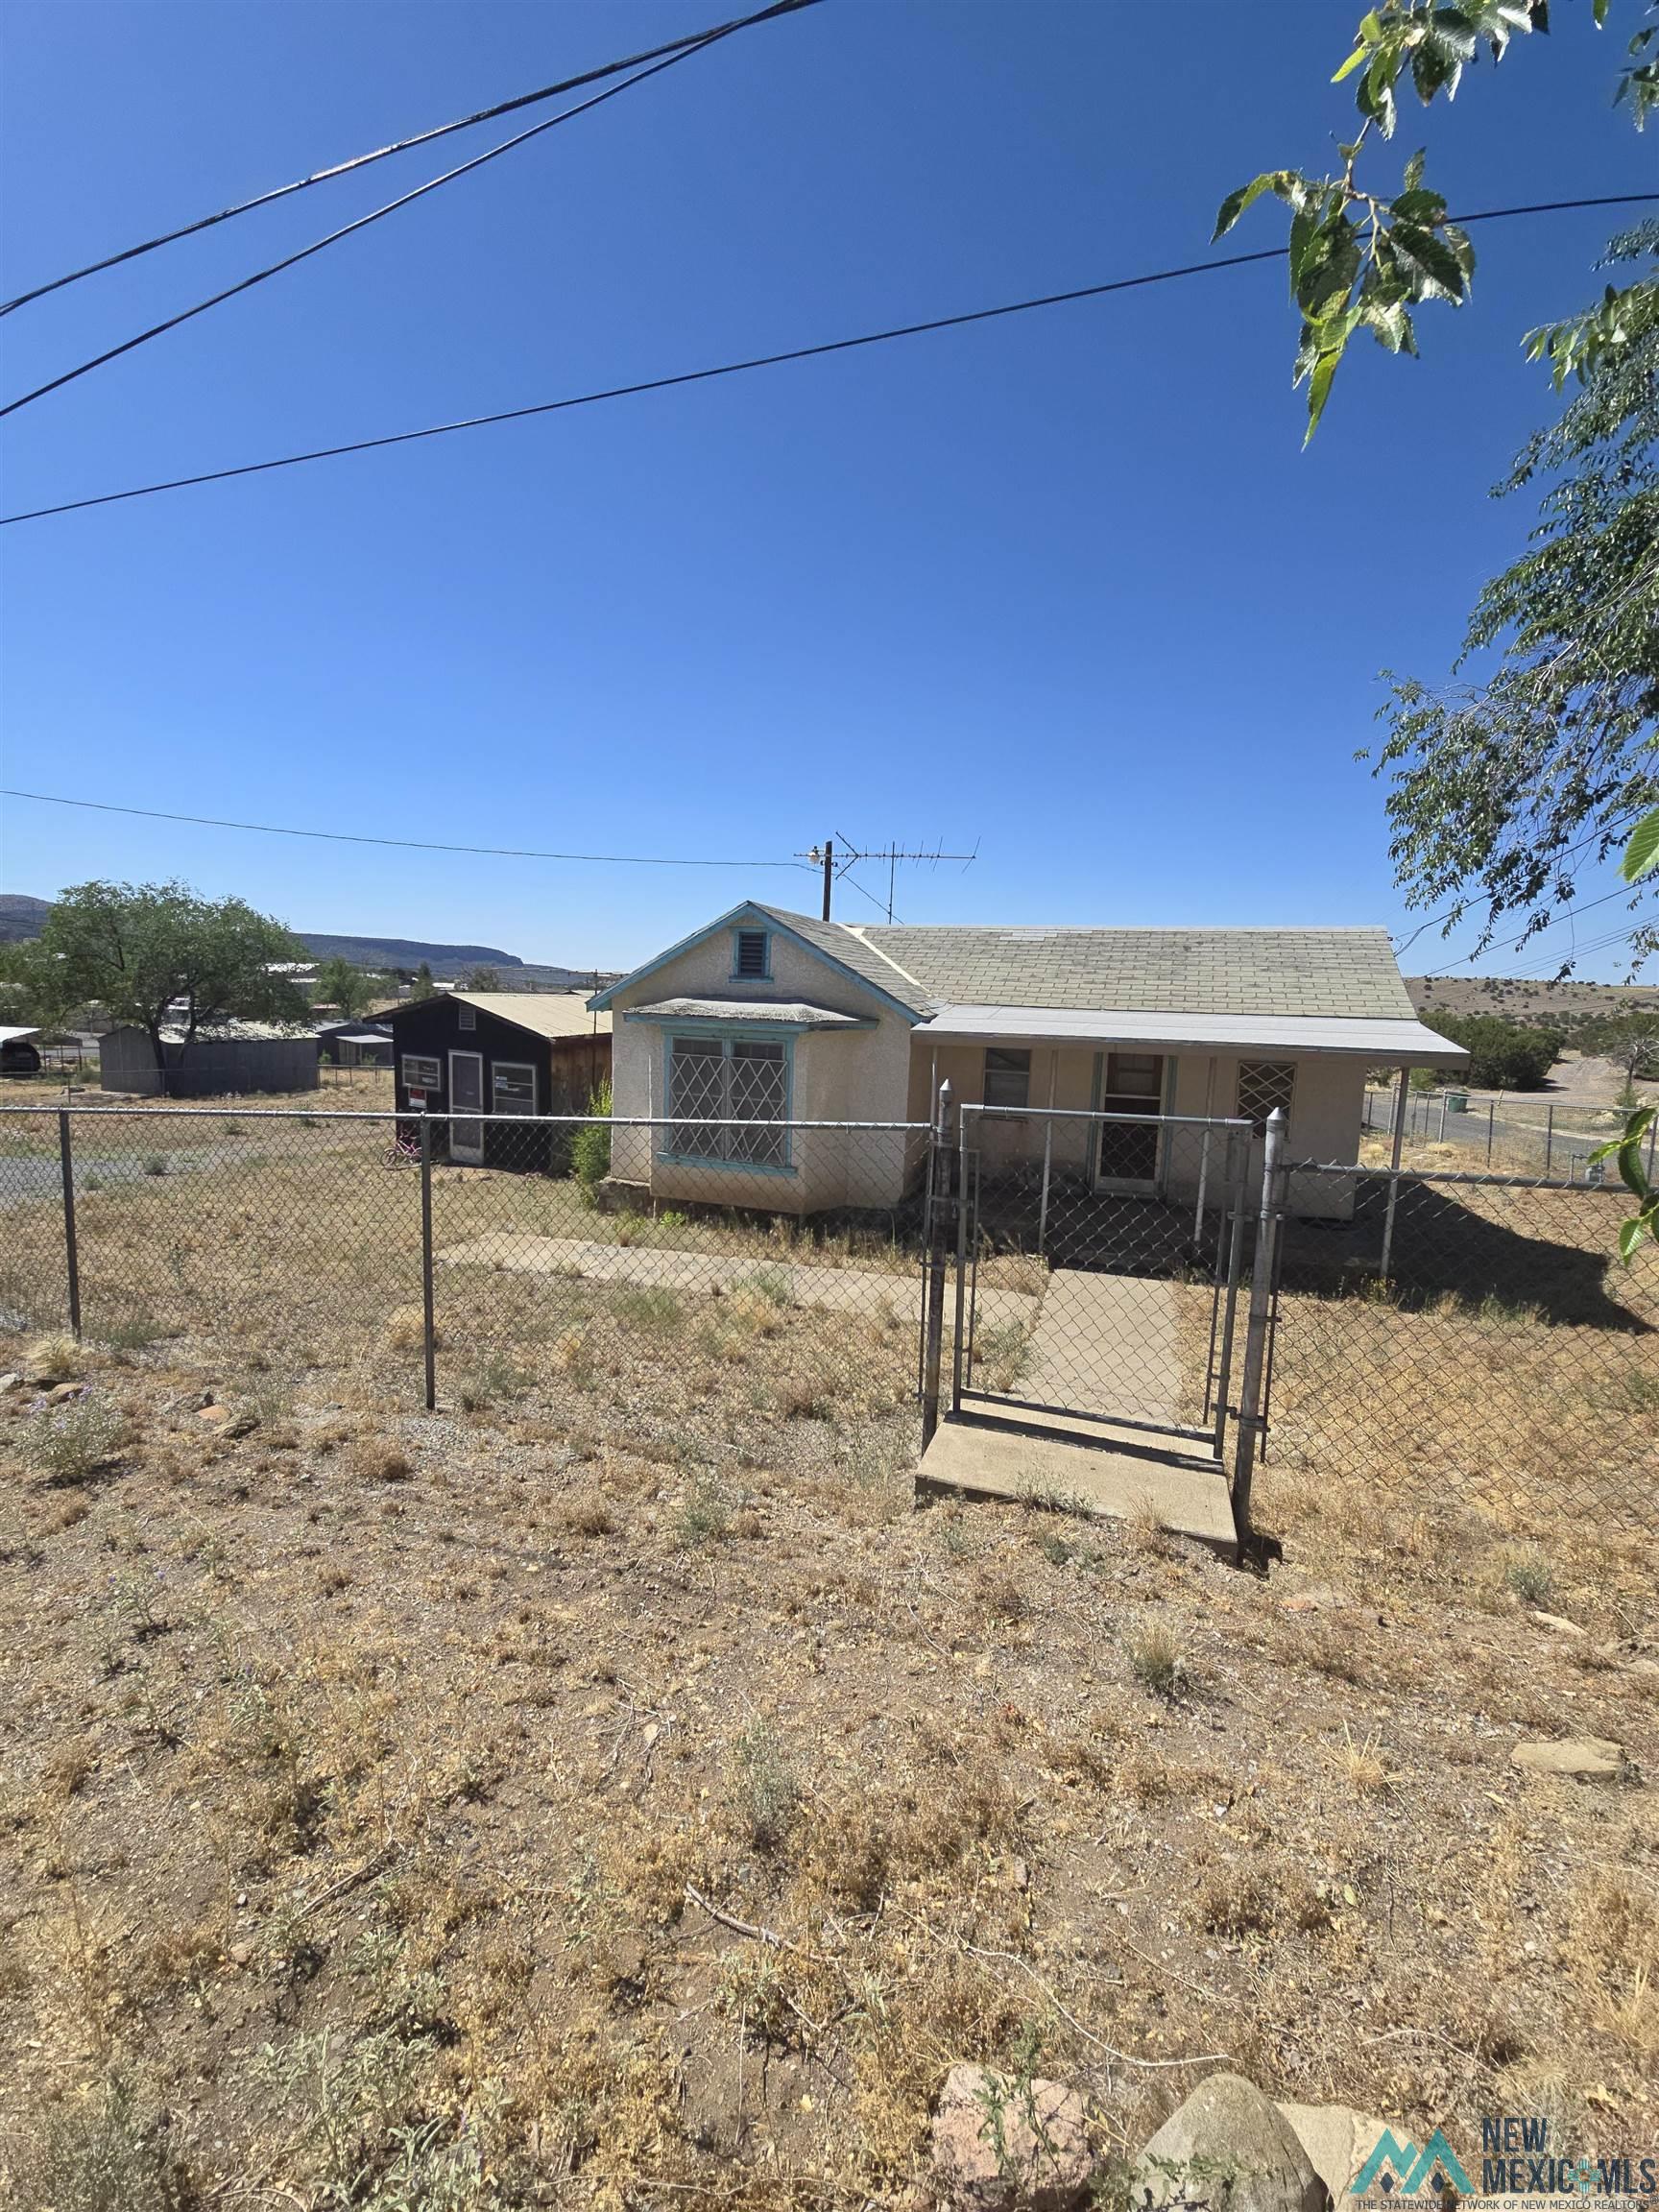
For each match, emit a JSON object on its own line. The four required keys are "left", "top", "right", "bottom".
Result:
{"left": 381, "top": 991, "right": 611, "bottom": 1042}
{"left": 914, "top": 1005, "right": 1468, "bottom": 1065}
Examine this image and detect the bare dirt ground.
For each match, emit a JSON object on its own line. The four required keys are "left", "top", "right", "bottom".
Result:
{"left": 1, "top": 1310, "right": 1654, "bottom": 2206}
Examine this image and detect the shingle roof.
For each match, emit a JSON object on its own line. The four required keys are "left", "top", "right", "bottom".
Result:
{"left": 626, "top": 998, "right": 871, "bottom": 1028}
{"left": 750, "top": 905, "right": 931, "bottom": 1012}
{"left": 842, "top": 925, "right": 1418, "bottom": 1022}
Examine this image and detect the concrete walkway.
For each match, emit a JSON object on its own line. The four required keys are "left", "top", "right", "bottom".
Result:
{"left": 437, "top": 1231, "right": 1043, "bottom": 1330}
{"left": 1011, "top": 1267, "right": 1182, "bottom": 1426}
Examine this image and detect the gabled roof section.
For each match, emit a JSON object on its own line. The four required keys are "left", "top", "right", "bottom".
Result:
{"left": 589, "top": 902, "right": 925, "bottom": 1022}
{"left": 847, "top": 925, "right": 1418, "bottom": 1022}
{"left": 381, "top": 991, "right": 609, "bottom": 1041}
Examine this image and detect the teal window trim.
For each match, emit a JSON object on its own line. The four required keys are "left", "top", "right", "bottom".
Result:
{"left": 731, "top": 926, "right": 772, "bottom": 981}
{"left": 660, "top": 1027, "right": 796, "bottom": 1175}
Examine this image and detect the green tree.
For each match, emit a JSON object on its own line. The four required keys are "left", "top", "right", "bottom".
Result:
{"left": 313, "top": 955, "right": 377, "bottom": 1020}
{"left": 463, "top": 966, "right": 500, "bottom": 991}
{"left": 1428, "top": 1012, "right": 1565, "bottom": 1089}
{"left": 0, "top": 881, "right": 309, "bottom": 1088}
{"left": 1575, "top": 1007, "right": 1659, "bottom": 1092}
{"left": 1230, "top": 0, "right": 1659, "bottom": 1246}
{"left": 411, "top": 962, "right": 437, "bottom": 1001}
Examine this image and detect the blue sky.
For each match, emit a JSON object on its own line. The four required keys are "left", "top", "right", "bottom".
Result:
{"left": 0, "top": 0, "right": 1651, "bottom": 975}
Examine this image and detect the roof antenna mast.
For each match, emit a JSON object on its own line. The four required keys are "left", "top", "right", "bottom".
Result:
{"left": 798, "top": 834, "right": 978, "bottom": 922}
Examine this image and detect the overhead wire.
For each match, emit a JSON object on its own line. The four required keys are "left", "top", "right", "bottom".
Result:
{"left": 6, "top": 190, "right": 1657, "bottom": 527}
{"left": 0, "top": 787, "right": 815, "bottom": 870}
{"left": 0, "top": 0, "right": 816, "bottom": 421}
{"left": 0, "top": 0, "right": 820, "bottom": 319}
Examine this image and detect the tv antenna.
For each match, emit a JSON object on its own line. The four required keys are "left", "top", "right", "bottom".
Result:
{"left": 797, "top": 832, "right": 979, "bottom": 922}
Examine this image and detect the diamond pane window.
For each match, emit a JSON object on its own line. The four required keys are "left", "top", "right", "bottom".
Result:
{"left": 667, "top": 1035, "right": 790, "bottom": 1167}
{"left": 1238, "top": 1059, "right": 1295, "bottom": 1133}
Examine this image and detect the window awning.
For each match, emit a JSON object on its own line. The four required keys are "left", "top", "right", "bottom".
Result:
{"left": 624, "top": 998, "right": 875, "bottom": 1031}
{"left": 913, "top": 1005, "right": 1468, "bottom": 1066}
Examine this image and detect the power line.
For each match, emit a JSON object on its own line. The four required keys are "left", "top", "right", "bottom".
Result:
{"left": 1423, "top": 878, "right": 1644, "bottom": 974}
{"left": 0, "top": 1, "right": 820, "bottom": 320}
{"left": 7, "top": 189, "right": 1654, "bottom": 528}
{"left": 0, "top": 0, "right": 814, "bottom": 421}
{"left": 1393, "top": 815, "right": 1646, "bottom": 957}
{"left": 0, "top": 786, "right": 814, "bottom": 870}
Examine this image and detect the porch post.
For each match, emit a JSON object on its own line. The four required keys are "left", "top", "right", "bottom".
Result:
{"left": 1192, "top": 1054, "right": 1217, "bottom": 1248}
{"left": 1380, "top": 1064, "right": 1410, "bottom": 1280}
{"left": 1036, "top": 1048, "right": 1057, "bottom": 1257}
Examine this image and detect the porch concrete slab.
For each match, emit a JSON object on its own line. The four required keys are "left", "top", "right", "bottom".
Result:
{"left": 436, "top": 1231, "right": 1042, "bottom": 1328}
{"left": 917, "top": 1410, "right": 1237, "bottom": 1559}
{"left": 1014, "top": 1268, "right": 1183, "bottom": 1425}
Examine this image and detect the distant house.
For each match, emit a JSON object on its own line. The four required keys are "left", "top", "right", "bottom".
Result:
{"left": 589, "top": 902, "right": 1467, "bottom": 1215}
{"left": 99, "top": 1022, "right": 320, "bottom": 1097}
{"left": 380, "top": 992, "right": 611, "bottom": 1166}
{"left": 316, "top": 1019, "right": 394, "bottom": 1069}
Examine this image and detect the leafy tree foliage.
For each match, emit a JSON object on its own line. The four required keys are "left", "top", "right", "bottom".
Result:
{"left": 463, "top": 966, "right": 501, "bottom": 991}
{"left": 411, "top": 962, "right": 437, "bottom": 1000}
{"left": 1216, "top": 0, "right": 1658, "bottom": 436}
{"left": 0, "top": 881, "right": 309, "bottom": 1077}
{"left": 1372, "top": 224, "right": 1659, "bottom": 953}
{"left": 1427, "top": 1011, "right": 1565, "bottom": 1087}
{"left": 312, "top": 955, "right": 382, "bottom": 1020}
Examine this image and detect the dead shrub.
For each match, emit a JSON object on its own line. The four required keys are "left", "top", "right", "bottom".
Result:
{"left": 349, "top": 1437, "right": 413, "bottom": 1482}
{"left": 561, "top": 1486, "right": 614, "bottom": 1538}
{"left": 1195, "top": 1864, "right": 1277, "bottom": 1938}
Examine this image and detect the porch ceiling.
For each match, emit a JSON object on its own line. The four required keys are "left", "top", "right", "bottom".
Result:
{"left": 912, "top": 1005, "right": 1468, "bottom": 1067}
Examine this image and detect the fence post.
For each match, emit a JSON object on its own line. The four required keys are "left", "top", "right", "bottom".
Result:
{"left": 419, "top": 1113, "right": 437, "bottom": 1411}
{"left": 1486, "top": 1100, "right": 1496, "bottom": 1167}
{"left": 952, "top": 1092, "right": 973, "bottom": 1415}
{"left": 1037, "top": 1115, "right": 1054, "bottom": 1259}
{"left": 921, "top": 1081, "right": 952, "bottom": 1450}
{"left": 1231, "top": 1106, "right": 1285, "bottom": 1550}
{"left": 1381, "top": 1065, "right": 1410, "bottom": 1281}
{"left": 58, "top": 1109, "right": 82, "bottom": 1339}
{"left": 1545, "top": 1103, "right": 1555, "bottom": 1178}
{"left": 1211, "top": 1131, "right": 1248, "bottom": 1462}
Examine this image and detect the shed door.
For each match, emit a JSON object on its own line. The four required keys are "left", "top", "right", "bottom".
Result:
{"left": 449, "top": 1050, "right": 485, "bottom": 1164}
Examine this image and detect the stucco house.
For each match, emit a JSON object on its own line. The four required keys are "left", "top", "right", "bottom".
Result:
{"left": 589, "top": 902, "right": 1466, "bottom": 1215}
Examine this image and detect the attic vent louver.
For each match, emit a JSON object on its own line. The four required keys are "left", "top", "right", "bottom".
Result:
{"left": 735, "top": 929, "right": 768, "bottom": 978}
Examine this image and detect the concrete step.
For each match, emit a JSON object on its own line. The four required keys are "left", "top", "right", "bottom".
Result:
{"left": 917, "top": 1408, "right": 1238, "bottom": 1560}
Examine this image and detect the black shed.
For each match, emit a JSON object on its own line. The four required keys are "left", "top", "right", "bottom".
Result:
{"left": 383, "top": 991, "right": 611, "bottom": 1166}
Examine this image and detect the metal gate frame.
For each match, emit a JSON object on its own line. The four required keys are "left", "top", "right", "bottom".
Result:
{"left": 946, "top": 1100, "right": 1256, "bottom": 1459}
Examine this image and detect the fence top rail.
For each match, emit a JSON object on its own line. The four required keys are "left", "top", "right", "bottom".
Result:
{"left": 960, "top": 1103, "right": 1253, "bottom": 1131}
{"left": 0, "top": 1105, "right": 930, "bottom": 1133}
{"left": 1288, "top": 1154, "right": 1625, "bottom": 1195}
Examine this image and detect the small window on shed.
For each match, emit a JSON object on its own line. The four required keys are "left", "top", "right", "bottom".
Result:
{"left": 733, "top": 928, "right": 769, "bottom": 979}
{"left": 1238, "top": 1060, "right": 1295, "bottom": 1133}
{"left": 458, "top": 1001, "right": 477, "bottom": 1031}
{"left": 402, "top": 1054, "right": 441, "bottom": 1092}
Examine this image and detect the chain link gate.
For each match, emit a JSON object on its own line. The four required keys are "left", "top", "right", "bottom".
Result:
{"left": 947, "top": 1103, "right": 1257, "bottom": 1461}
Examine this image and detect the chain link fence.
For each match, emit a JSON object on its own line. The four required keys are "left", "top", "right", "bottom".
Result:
{"left": 1266, "top": 1157, "right": 1659, "bottom": 1533}
{"left": 0, "top": 1107, "right": 932, "bottom": 1433}
{"left": 2, "top": 1106, "right": 1654, "bottom": 1537}
{"left": 1362, "top": 1081, "right": 1654, "bottom": 1182}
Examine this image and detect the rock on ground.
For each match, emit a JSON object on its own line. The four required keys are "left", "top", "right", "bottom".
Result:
{"left": 931, "top": 2062, "right": 1094, "bottom": 2212}
{"left": 1510, "top": 1736, "right": 1626, "bottom": 1781}
{"left": 1276, "top": 2103, "right": 1391, "bottom": 2206}
{"left": 1134, "top": 2073, "right": 1325, "bottom": 2212}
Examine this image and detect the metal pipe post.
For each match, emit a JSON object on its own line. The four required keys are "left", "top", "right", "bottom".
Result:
{"left": 58, "top": 1109, "right": 82, "bottom": 1339}
{"left": 419, "top": 1114, "right": 437, "bottom": 1411}
{"left": 1192, "top": 1056, "right": 1216, "bottom": 1248}
{"left": 921, "top": 1082, "right": 952, "bottom": 1448}
{"left": 1545, "top": 1103, "right": 1554, "bottom": 1178}
{"left": 952, "top": 1092, "right": 971, "bottom": 1415}
{"left": 1380, "top": 1066, "right": 1409, "bottom": 1281}
{"left": 1486, "top": 1100, "right": 1495, "bottom": 1167}
{"left": 1036, "top": 1050, "right": 1058, "bottom": 1256}
{"left": 1212, "top": 1133, "right": 1248, "bottom": 1462}
{"left": 1231, "top": 1107, "right": 1286, "bottom": 1548}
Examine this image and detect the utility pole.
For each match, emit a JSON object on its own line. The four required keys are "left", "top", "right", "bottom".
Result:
{"left": 798, "top": 833, "right": 978, "bottom": 922}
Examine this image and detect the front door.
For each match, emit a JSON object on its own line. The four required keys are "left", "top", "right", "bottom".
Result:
{"left": 1095, "top": 1051, "right": 1165, "bottom": 1191}
{"left": 449, "top": 1050, "right": 485, "bottom": 1164}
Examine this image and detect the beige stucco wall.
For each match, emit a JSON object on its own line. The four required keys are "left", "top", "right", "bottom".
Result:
{"left": 606, "top": 921, "right": 916, "bottom": 1214}
{"left": 905, "top": 1040, "right": 1370, "bottom": 1216}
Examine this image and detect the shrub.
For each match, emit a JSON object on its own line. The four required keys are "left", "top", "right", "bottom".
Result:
{"left": 1426, "top": 1013, "right": 1564, "bottom": 1091}
{"left": 572, "top": 1080, "right": 613, "bottom": 1199}
{"left": 19, "top": 1389, "right": 125, "bottom": 1483}
{"left": 1127, "top": 1623, "right": 1183, "bottom": 1699}
{"left": 728, "top": 1719, "right": 799, "bottom": 1851}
